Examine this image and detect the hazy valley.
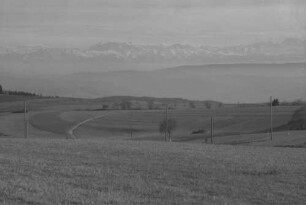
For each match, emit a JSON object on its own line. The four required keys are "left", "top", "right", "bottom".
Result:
{"left": 0, "top": 39, "right": 305, "bottom": 102}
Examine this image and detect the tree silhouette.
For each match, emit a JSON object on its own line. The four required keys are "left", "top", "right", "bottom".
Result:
{"left": 272, "top": 99, "right": 280, "bottom": 106}
{"left": 159, "top": 118, "right": 177, "bottom": 142}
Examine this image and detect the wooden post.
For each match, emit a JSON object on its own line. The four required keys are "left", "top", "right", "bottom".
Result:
{"left": 130, "top": 110, "right": 133, "bottom": 139}
{"left": 303, "top": 106, "right": 306, "bottom": 130}
{"left": 270, "top": 96, "right": 273, "bottom": 141}
{"left": 24, "top": 101, "right": 28, "bottom": 139}
{"left": 165, "top": 104, "right": 168, "bottom": 142}
{"left": 210, "top": 117, "right": 213, "bottom": 144}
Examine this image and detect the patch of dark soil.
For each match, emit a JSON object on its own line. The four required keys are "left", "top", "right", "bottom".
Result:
{"left": 275, "top": 143, "right": 306, "bottom": 148}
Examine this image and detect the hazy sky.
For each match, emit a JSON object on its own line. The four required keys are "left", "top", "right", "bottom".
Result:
{"left": 0, "top": 0, "right": 305, "bottom": 47}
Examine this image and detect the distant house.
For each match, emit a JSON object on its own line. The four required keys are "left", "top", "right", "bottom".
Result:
{"left": 101, "top": 103, "right": 112, "bottom": 110}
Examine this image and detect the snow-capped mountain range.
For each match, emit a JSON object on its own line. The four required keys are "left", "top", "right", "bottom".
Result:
{"left": 1, "top": 38, "right": 305, "bottom": 62}
{"left": 0, "top": 38, "right": 305, "bottom": 74}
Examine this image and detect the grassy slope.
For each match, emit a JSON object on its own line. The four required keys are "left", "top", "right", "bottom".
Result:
{"left": 75, "top": 107, "right": 299, "bottom": 142}
{"left": 0, "top": 96, "right": 102, "bottom": 113}
{"left": 0, "top": 112, "right": 63, "bottom": 139}
{"left": 276, "top": 107, "right": 306, "bottom": 131}
{"left": 29, "top": 110, "right": 110, "bottom": 136}
{"left": 0, "top": 113, "right": 24, "bottom": 138}
{"left": 0, "top": 138, "right": 305, "bottom": 205}
{"left": 14, "top": 105, "right": 306, "bottom": 146}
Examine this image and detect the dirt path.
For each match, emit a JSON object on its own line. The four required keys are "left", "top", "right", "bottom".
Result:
{"left": 67, "top": 113, "right": 112, "bottom": 139}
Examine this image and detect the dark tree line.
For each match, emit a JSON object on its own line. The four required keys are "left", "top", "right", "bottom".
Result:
{"left": 0, "top": 84, "right": 38, "bottom": 96}
{"left": 6, "top": 90, "right": 38, "bottom": 96}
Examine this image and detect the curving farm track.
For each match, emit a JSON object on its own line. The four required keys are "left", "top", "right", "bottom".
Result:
{"left": 67, "top": 113, "right": 112, "bottom": 138}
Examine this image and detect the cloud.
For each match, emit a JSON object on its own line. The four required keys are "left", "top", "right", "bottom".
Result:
{"left": 73, "top": 0, "right": 305, "bottom": 9}
{"left": 0, "top": 0, "right": 69, "bottom": 27}
{"left": 0, "top": 0, "right": 304, "bottom": 47}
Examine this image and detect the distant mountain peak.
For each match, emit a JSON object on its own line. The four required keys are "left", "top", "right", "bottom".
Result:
{"left": 1, "top": 38, "right": 305, "bottom": 72}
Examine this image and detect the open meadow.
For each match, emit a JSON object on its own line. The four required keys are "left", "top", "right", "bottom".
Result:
{"left": 1, "top": 96, "right": 306, "bottom": 204}
{"left": 74, "top": 106, "right": 302, "bottom": 144}
{"left": 0, "top": 95, "right": 305, "bottom": 146}
{"left": 17, "top": 102, "right": 304, "bottom": 147}
{"left": 0, "top": 138, "right": 306, "bottom": 205}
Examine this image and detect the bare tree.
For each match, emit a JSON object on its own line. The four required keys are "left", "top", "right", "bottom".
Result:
{"left": 159, "top": 118, "right": 177, "bottom": 142}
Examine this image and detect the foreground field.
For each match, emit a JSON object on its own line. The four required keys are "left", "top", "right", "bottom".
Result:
{"left": 0, "top": 138, "right": 305, "bottom": 205}
{"left": 213, "top": 131, "right": 306, "bottom": 147}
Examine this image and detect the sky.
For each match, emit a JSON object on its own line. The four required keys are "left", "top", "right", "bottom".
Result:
{"left": 0, "top": 0, "right": 305, "bottom": 48}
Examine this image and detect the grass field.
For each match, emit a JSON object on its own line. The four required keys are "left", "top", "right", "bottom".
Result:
{"left": 75, "top": 106, "right": 300, "bottom": 143}
{"left": 1, "top": 95, "right": 302, "bottom": 143}
{"left": 0, "top": 112, "right": 64, "bottom": 139}
{"left": 0, "top": 96, "right": 106, "bottom": 138}
{"left": 1, "top": 97, "right": 306, "bottom": 204}
{"left": 29, "top": 110, "right": 111, "bottom": 137}
{"left": 1, "top": 101, "right": 303, "bottom": 146}
{"left": 0, "top": 138, "right": 305, "bottom": 205}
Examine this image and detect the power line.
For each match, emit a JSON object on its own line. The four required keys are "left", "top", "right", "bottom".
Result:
{"left": 165, "top": 104, "right": 168, "bottom": 142}
{"left": 211, "top": 116, "right": 214, "bottom": 144}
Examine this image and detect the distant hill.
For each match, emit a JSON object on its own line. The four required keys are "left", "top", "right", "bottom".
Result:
{"left": 1, "top": 62, "right": 305, "bottom": 103}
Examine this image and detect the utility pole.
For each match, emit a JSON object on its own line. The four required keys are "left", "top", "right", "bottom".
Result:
{"left": 270, "top": 96, "right": 273, "bottom": 141}
{"left": 24, "top": 101, "right": 28, "bottom": 139}
{"left": 130, "top": 110, "right": 133, "bottom": 139}
{"left": 211, "top": 116, "right": 214, "bottom": 144}
{"left": 165, "top": 104, "right": 168, "bottom": 142}
{"left": 303, "top": 114, "right": 306, "bottom": 130}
